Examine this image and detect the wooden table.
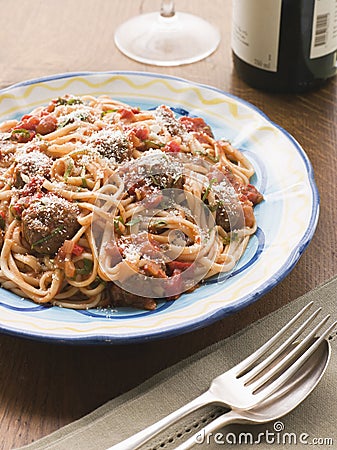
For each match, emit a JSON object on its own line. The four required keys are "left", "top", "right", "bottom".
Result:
{"left": 0, "top": 1, "right": 336, "bottom": 448}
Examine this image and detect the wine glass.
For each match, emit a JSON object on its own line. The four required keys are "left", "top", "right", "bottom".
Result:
{"left": 114, "top": 0, "right": 220, "bottom": 66}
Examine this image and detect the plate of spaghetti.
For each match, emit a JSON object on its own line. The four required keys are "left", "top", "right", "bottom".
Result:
{"left": 0, "top": 72, "right": 319, "bottom": 343}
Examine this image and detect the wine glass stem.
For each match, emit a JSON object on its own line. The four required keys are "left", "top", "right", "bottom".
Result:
{"left": 160, "top": 0, "right": 175, "bottom": 17}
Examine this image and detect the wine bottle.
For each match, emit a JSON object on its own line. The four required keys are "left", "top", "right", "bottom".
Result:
{"left": 231, "top": 0, "right": 337, "bottom": 93}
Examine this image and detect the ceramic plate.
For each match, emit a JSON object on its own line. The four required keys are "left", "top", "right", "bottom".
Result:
{"left": 0, "top": 72, "right": 319, "bottom": 343}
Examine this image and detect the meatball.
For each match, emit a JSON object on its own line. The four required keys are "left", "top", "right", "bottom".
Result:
{"left": 125, "top": 152, "right": 185, "bottom": 197}
{"left": 110, "top": 283, "right": 156, "bottom": 310}
{"left": 88, "top": 129, "right": 131, "bottom": 164}
{"left": 14, "top": 150, "right": 52, "bottom": 188}
{"left": 155, "top": 105, "right": 186, "bottom": 137}
{"left": 215, "top": 205, "right": 231, "bottom": 232}
{"left": 144, "top": 169, "right": 184, "bottom": 191}
{"left": 150, "top": 156, "right": 184, "bottom": 190}
{"left": 213, "top": 172, "right": 263, "bottom": 231}
{"left": 215, "top": 198, "right": 248, "bottom": 232}
{"left": 22, "top": 195, "right": 80, "bottom": 254}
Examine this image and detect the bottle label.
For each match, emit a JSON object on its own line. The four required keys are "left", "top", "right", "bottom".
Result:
{"left": 310, "top": 0, "right": 337, "bottom": 59}
{"left": 232, "top": 0, "right": 282, "bottom": 72}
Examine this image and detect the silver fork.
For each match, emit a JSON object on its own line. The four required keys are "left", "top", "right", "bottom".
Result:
{"left": 107, "top": 303, "right": 334, "bottom": 450}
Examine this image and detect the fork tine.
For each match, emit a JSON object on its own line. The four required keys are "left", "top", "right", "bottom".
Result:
{"left": 250, "top": 320, "right": 337, "bottom": 403}
{"left": 241, "top": 307, "right": 322, "bottom": 384}
{"left": 250, "top": 314, "right": 331, "bottom": 391}
{"left": 234, "top": 302, "right": 313, "bottom": 376}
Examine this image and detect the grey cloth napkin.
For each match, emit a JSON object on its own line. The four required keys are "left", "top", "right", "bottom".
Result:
{"left": 19, "top": 276, "right": 337, "bottom": 450}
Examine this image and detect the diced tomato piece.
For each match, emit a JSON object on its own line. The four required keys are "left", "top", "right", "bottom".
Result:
{"left": 17, "top": 115, "right": 40, "bottom": 131}
{"left": 72, "top": 244, "right": 84, "bottom": 256}
{"left": 242, "top": 184, "right": 264, "bottom": 205}
{"left": 164, "top": 140, "right": 181, "bottom": 153}
{"left": 143, "top": 261, "right": 167, "bottom": 278}
{"left": 21, "top": 114, "right": 32, "bottom": 121}
{"left": 45, "top": 102, "right": 56, "bottom": 113}
{"left": 35, "top": 115, "right": 57, "bottom": 135}
{"left": 119, "top": 108, "right": 136, "bottom": 121}
{"left": 167, "top": 261, "right": 192, "bottom": 274}
{"left": 179, "top": 116, "right": 214, "bottom": 137}
{"left": 134, "top": 126, "right": 149, "bottom": 140}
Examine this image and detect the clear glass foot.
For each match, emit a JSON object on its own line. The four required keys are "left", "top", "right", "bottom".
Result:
{"left": 114, "top": 11, "right": 220, "bottom": 66}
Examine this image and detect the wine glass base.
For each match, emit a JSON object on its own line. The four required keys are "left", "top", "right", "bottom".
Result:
{"left": 114, "top": 12, "right": 220, "bottom": 66}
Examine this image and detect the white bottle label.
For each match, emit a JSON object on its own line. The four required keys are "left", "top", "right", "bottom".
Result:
{"left": 232, "top": 0, "right": 282, "bottom": 72}
{"left": 310, "top": 0, "right": 337, "bottom": 59}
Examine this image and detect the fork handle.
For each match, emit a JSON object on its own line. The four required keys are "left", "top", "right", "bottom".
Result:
{"left": 106, "top": 391, "right": 214, "bottom": 450}
{"left": 175, "top": 411, "right": 242, "bottom": 450}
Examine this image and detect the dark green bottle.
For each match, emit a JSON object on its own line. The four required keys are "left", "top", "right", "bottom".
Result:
{"left": 232, "top": 0, "right": 337, "bottom": 93}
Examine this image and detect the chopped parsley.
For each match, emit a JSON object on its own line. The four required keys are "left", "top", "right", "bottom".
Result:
{"left": 76, "top": 258, "right": 93, "bottom": 275}
{"left": 202, "top": 178, "right": 218, "bottom": 202}
{"left": 31, "top": 225, "right": 64, "bottom": 249}
{"left": 64, "top": 160, "right": 74, "bottom": 181}
{"left": 56, "top": 97, "right": 83, "bottom": 106}
{"left": 101, "top": 109, "right": 118, "bottom": 117}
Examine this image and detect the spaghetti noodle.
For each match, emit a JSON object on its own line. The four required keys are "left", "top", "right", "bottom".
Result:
{"left": 0, "top": 95, "right": 263, "bottom": 310}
